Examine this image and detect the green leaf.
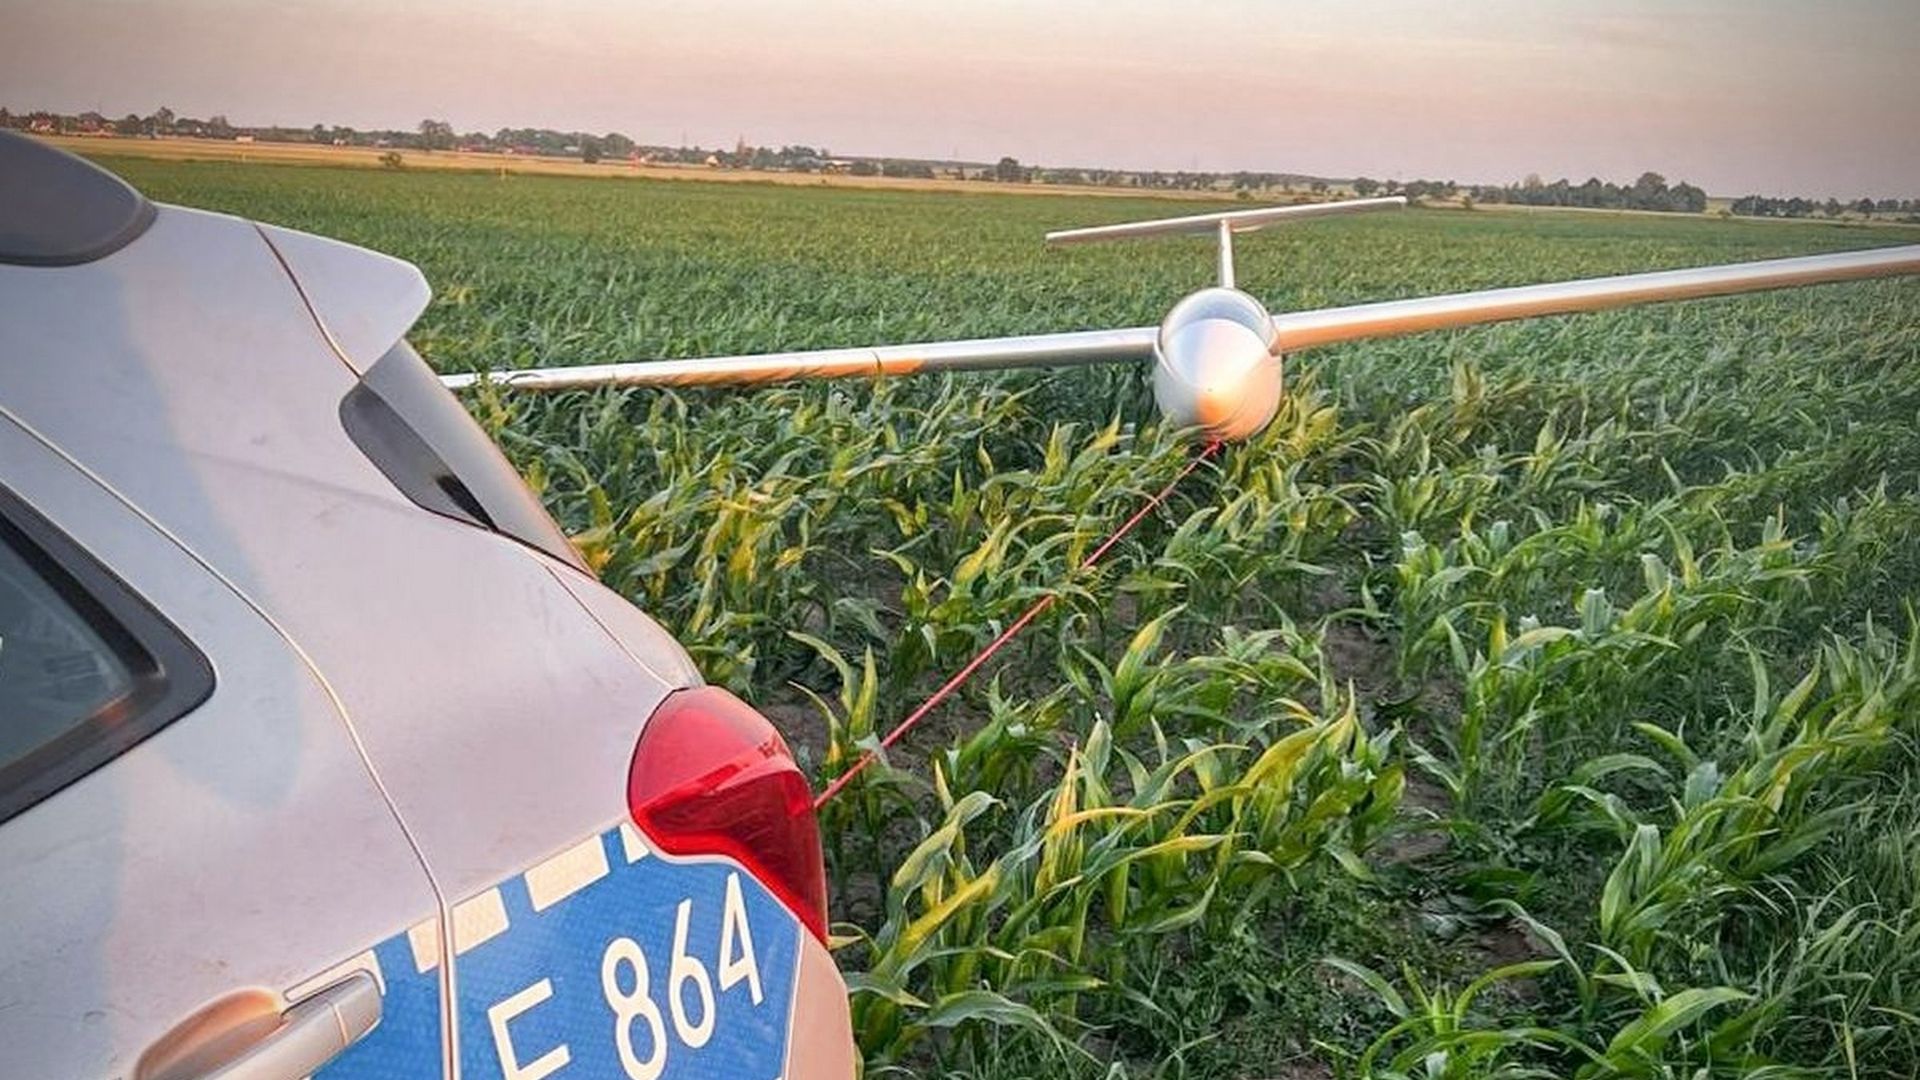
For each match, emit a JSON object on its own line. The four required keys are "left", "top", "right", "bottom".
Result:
{"left": 1324, "top": 956, "right": 1409, "bottom": 1018}
{"left": 1599, "top": 823, "right": 1660, "bottom": 942}
{"left": 889, "top": 791, "right": 999, "bottom": 895}
{"left": 842, "top": 971, "right": 928, "bottom": 1009}
{"left": 1503, "top": 625, "right": 1578, "bottom": 659}
{"left": 920, "top": 989, "right": 1055, "bottom": 1037}
{"left": 1631, "top": 721, "right": 1698, "bottom": 771}
{"left": 1602, "top": 986, "right": 1752, "bottom": 1062}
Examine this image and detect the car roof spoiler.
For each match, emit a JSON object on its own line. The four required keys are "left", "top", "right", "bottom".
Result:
{"left": 257, "top": 223, "right": 432, "bottom": 373}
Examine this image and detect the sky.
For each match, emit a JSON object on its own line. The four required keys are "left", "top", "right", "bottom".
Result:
{"left": 3, "top": 0, "right": 1916, "bottom": 199}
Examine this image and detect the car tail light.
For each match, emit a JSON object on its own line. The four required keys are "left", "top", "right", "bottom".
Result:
{"left": 627, "top": 686, "right": 829, "bottom": 943}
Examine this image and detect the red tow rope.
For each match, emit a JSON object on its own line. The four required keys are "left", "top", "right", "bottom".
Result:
{"left": 814, "top": 439, "right": 1222, "bottom": 809}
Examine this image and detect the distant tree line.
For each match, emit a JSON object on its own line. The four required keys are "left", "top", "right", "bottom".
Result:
{"left": 7, "top": 105, "right": 1913, "bottom": 219}
{"left": 0, "top": 104, "right": 950, "bottom": 175}
{"left": 1456, "top": 172, "right": 1709, "bottom": 213}
{"left": 1729, "top": 194, "right": 1918, "bottom": 220}
{"left": 992, "top": 156, "right": 1377, "bottom": 195}
{"left": 1444, "top": 171, "right": 1915, "bottom": 222}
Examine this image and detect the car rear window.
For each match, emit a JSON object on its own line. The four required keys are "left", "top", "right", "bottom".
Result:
{"left": 0, "top": 488, "right": 213, "bottom": 822}
{"left": 341, "top": 341, "right": 588, "bottom": 572}
{"left": 0, "top": 541, "right": 134, "bottom": 767}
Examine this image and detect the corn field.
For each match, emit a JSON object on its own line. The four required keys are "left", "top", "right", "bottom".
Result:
{"left": 117, "top": 157, "right": 1920, "bottom": 1078}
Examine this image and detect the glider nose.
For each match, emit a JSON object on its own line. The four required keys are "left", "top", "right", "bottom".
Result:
{"left": 1153, "top": 287, "right": 1281, "bottom": 441}
{"left": 1192, "top": 383, "right": 1238, "bottom": 428}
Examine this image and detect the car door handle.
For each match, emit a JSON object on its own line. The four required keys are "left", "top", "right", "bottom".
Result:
{"left": 191, "top": 971, "right": 381, "bottom": 1080}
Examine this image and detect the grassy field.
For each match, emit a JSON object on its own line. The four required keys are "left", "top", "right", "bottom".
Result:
{"left": 104, "top": 155, "right": 1920, "bottom": 1078}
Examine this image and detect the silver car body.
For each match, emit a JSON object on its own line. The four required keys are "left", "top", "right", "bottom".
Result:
{"left": 0, "top": 135, "right": 852, "bottom": 1079}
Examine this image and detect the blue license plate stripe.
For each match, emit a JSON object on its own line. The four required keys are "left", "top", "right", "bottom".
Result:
{"left": 457, "top": 827, "right": 801, "bottom": 1080}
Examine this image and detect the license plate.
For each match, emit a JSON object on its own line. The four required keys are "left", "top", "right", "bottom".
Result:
{"left": 457, "top": 824, "right": 801, "bottom": 1080}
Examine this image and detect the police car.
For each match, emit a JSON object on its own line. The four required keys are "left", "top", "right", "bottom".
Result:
{"left": 0, "top": 132, "right": 855, "bottom": 1079}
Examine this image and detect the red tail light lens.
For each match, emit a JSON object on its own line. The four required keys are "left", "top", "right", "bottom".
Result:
{"left": 627, "top": 686, "right": 829, "bottom": 943}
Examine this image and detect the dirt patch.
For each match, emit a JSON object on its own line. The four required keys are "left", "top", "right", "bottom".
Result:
{"left": 1378, "top": 834, "right": 1450, "bottom": 866}
{"left": 1474, "top": 919, "right": 1547, "bottom": 967}
{"left": 1377, "top": 773, "right": 1453, "bottom": 867}
{"left": 759, "top": 695, "right": 832, "bottom": 772}
{"left": 1416, "top": 674, "right": 1465, "bottom": 721}
{"left": 1320, "top": 617, "right": 1398, "bottom": 697}
{"left": 1463, "top": 920, "right": 1553, "bottom": 1004}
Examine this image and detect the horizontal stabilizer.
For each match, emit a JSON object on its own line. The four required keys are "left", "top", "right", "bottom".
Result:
{"left": 1044, "top": 196, "right": 1407, "bottom": 247}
